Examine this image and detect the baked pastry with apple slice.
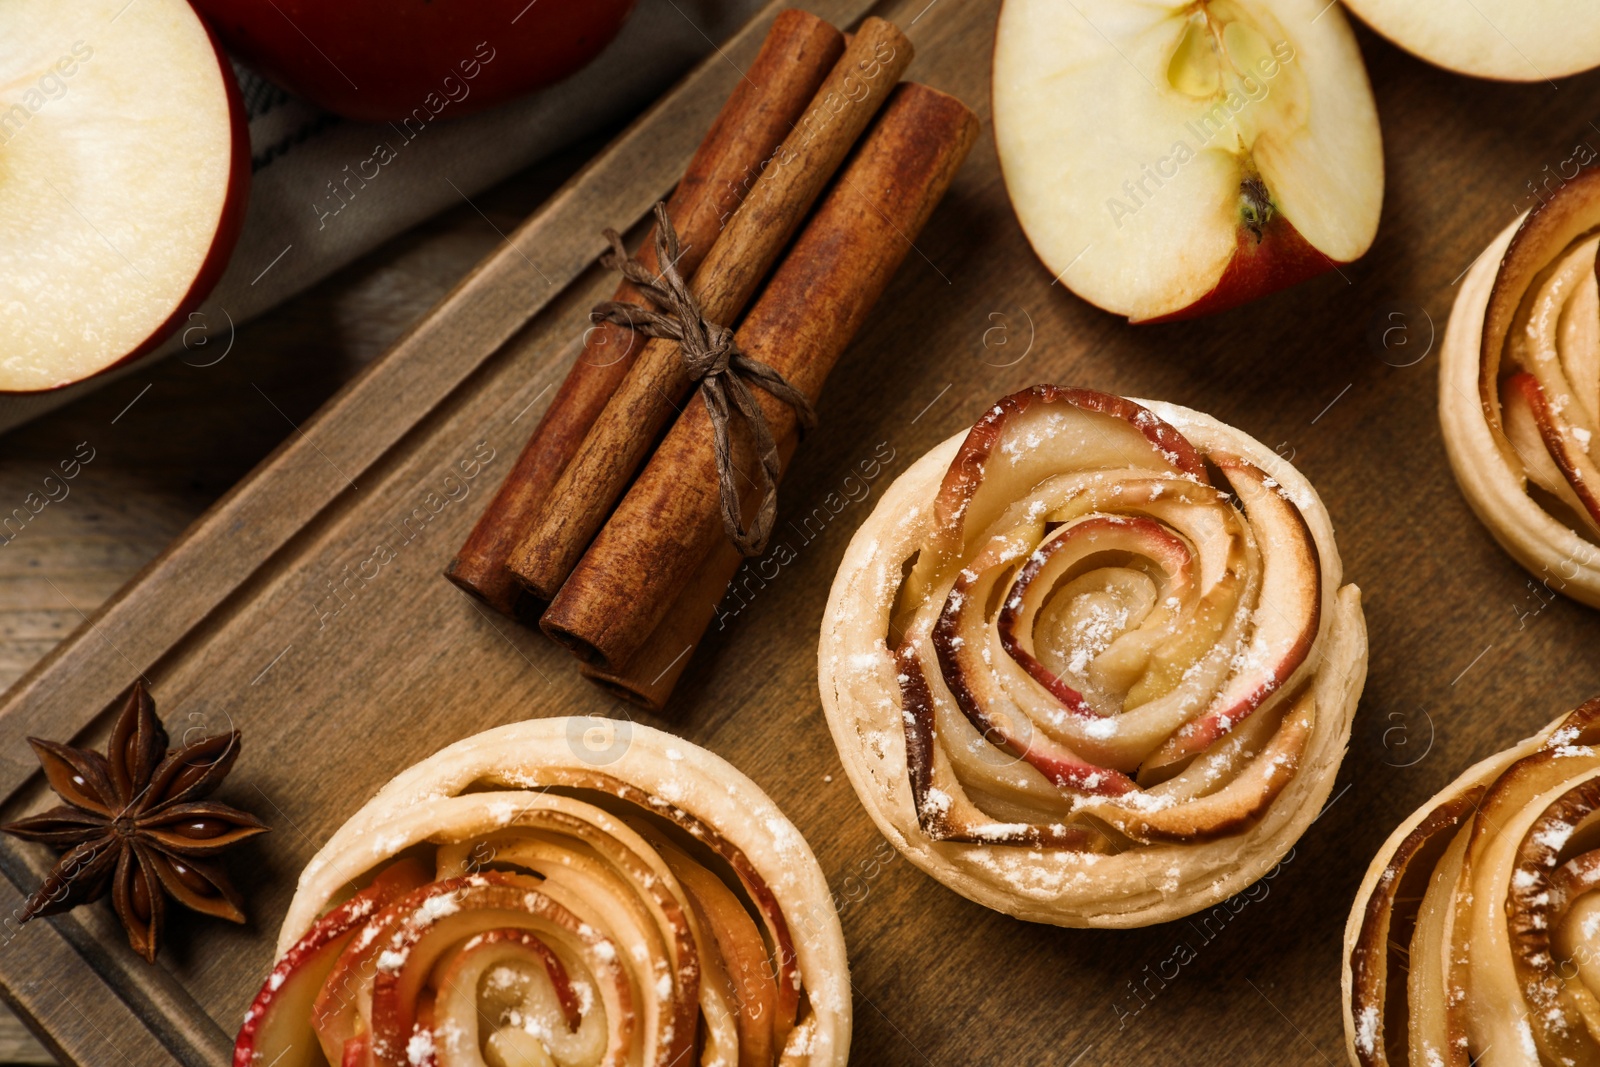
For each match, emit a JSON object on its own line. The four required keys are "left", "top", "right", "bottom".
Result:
{"left": 992, "top": 0, "right": 1384, "bottom": 322}
{"left": 1344, "top": 696, "right": 1600, "bottom": 1067}
{"left": 1440, "top": 168, "right": 1600, "bottom": 607}
{"left": 232, "top": 718, "right": 849, "bottom": 1067}
{"left": 818, "top": 386, "right": 1366, "bottom": 927}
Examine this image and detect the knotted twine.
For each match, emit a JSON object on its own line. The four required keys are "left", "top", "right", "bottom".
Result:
{"left": 590, "top": 202, "right": 817, "bottom": 557}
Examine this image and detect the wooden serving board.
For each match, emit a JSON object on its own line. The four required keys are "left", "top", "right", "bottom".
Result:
{"left": 5, "top": 1, "right": 1600, "bottom": 1063}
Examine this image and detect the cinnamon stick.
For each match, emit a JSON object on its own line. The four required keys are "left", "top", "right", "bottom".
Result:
{"left": 445, "top": 9, "right": 845, "bottom": 617}
{"left": 577, "top": 431, "right": 799, "bottom": 708}
{"left": 577, "top": 534, "right": 746, "bottom": 708}
{"left": 544, "top": 83, "right": 980, "bottom": 677}
{"left": 504, "top": 18, "right": 915, "bottom": 602}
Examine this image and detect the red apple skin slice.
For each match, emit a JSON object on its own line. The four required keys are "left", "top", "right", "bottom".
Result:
{"left": 1147, "top": 456, "right": 1321, "bottom": 770}
{"left": 233, "top": 858, "right": 431, "bottom": 1067}
{"left": 934, "top": 385, "right": 1209, "bottom": 545}
{"left": 433, "top": 927, "right": 584, "bottom": 1041}
{"left": 367, "top": 879, "right": 600, "bottom": 1067}
{"left": 934, "top": 560, "right": 1138, "bottom": 798}
{"left": 1348, "top": 789, "right": 1483, "bottom": 1067}
{"left": 895, "top": 643, "right": 1100, "bottom": 848}
{"left": 997, "top": 515, "right": 1193, "bottom": 714}
{"left": 897, "top": 642, "right": 940, "bottom": 825}
{"left": 1503, "top": 370, "right": 1600, "bottom": 529}
{"left": 1097, "top": 691, "right": 1316, "bottom": 843}
{"left": 1505, "top": 776, "right": 1600, "bottom": 1066}
{"left": 1136, "top": 214, "right": 1338, "bottom": 325}
{"left": 648, "top": 835, "right": 781, "bottom": 1066}
{"left": 8, "top": 12, "right": 251, "bottom": 397}
{"left": 535, "top": 767, "right": 798, "bottom": 1037}
{"left": 1557, "top": 698, "right": 1600, "bottom": 746}
{"left": 423, "top": 928, "right": 588, "bottom": 1067}
{"left": 311, "top": 874, "right": 497, "bottom": 1063}
{"left": 1480, "top": 168, "right": 1600, "bottom": 433}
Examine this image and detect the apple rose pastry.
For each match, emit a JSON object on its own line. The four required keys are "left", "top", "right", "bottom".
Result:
{"left": 1344, "top": 697, "right": 1600, "bottom": 1067}
{"left": 1441, "top": 168, "right": 1600, "bottom": 607}
{"left": 818, "top": 385, "right": 1366, "bottom": 926}
{"left": 232, "top": 718, "right": 848, "bottom": 1067}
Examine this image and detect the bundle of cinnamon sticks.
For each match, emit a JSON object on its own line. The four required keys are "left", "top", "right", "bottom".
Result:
{"left": 446, "top": 10, "right": 978, "bottom": 707}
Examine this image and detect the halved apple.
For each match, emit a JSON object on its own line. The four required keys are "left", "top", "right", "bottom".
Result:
{"left": 0, "top": 0, "right": 248, "bottom": 392}
{"left": 1343, "top": 0, "right": 1600, "bottom": 81}
{"left": 993, "top": 0, "right": 1383, "bottom": 322}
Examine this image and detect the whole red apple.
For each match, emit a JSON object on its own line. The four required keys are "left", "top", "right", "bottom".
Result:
{"left": 190, "top": 0, "right": 637, "bottom": 122}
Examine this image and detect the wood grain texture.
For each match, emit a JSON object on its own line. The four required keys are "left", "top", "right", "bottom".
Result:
{"left": 2, "top": 0, "right": 1600, "bottom": 1065}
{"left": 0, "top": 144, "right": 616, "bottom": 1067}
{"left": 0, "top": 127, "right": 621, "bottom": 1067}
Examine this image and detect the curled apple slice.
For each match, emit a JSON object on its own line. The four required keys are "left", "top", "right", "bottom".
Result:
{"left": 310, "top": 876, "right": 488, "bottom": 1067}
{"left": 823, "top": 384, "right": 1366, "bottom": 925}
{"left": 1347, "top": 791, "right": 1481, "bottom": 1067}
{"left": 1440, "top": 166, "right": 1600, "bottom": 606}
{"left": 1143, "top": 456, "right": 1321, "bottom": 775}
{"left": 1344, "top": 697, "right": 1600, "bottom": 1067}
{"left": 369, "top": 880, "right": 630, "bottom": 1067}
{"left": 894, "top": 387, "right": 1331, "bottom": 841}
{"left": 233, "top": 859, "right": 430, "bottom": 1067}
{"left": 238, "top": 721, "right": 848, "bottom": 1066}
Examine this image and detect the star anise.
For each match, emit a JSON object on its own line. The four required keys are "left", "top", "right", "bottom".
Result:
{"left": 0, "top": 681, "right": 268, "bottom": 962}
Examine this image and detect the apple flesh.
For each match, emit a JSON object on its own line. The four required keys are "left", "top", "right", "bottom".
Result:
{"left": 431, "top": 928, "right": 600, "bottom": 1067}
{"left": 1144, "top": 455, "right": 1321, "bottom": 773}
{"left": 1342, "top": 0, "right": 1600, "bottom": 81}
{"left": 897, "top": 386, "right": 1327, "bottom": 846}
{"left": 1473, "top": 170, "right": 1600, "bottom": 540}
{"left": 992, "top": 0, "right": 1383, "bottom": 322}
{"left": 366, "top": 883, "right": 573, "bottom": 1067}
{"left": 233, "top": 859, "right": 431, "bottom": 1067}
{"left": 0, "top": 0, "right": 248, "bottom": 393}
{"left": 190, "top": 0, "right": 637, "bottom": 123}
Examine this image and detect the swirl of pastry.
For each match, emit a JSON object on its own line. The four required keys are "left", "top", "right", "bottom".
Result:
{"left": 232, "top": 718, "right": 848, "bottom": 1067}
{"left": 1344, "top": 698, "right": 1600, "bottom": 1067}
{"left": 818, "top": 385, "right": 1367, "bottom": 927}
{"left": 1441, "top": 167, "right": 1600, "bottom": 606}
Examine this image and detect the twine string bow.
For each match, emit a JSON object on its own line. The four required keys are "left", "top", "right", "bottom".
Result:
{"left": 591, "top": 202, "right": 817, "bottom": 557}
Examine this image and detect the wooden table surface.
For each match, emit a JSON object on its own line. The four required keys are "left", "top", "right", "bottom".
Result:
{"left": 5, "top": 1, "right": 1600, "bottom": 1064}
{"left": 0, "top": 128, "right": 608, "bottom": 1066}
